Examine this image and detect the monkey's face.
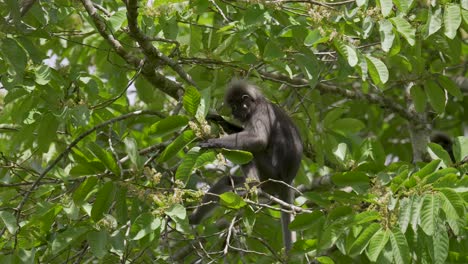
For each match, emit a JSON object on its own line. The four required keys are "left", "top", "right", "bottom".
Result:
{"left": 228, "top": 93, "right": 255, "bottom": 122}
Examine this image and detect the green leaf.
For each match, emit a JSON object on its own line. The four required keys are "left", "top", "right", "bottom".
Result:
{"left": 130, "top": 213, "right": 161, "bottom": 240}
{"left": 263, "top": 41, "right": 283, "bottom": 60}
{"left": 453, "top": 136, "right": 468, "bottom": 162}
{"left": 87, "top": 230, "right": 109, "bottom": 259}
{"left": 73, "top": 177, "right": 98, "bottom": 206}
{"left": 213, "top": 35, "right": 236, "bottom": 56}
{"left": 332, "top": 171, "right": 370, "bottom": 187}
{"left": 0, "top": 211, "right": 18, "bottom": 234}
{"left": 425, "top": 167, "right": 458, "bottom": 184}
{"left": 409, "top": 195, "right": 423, "bottom": 231}
{"left": 88, "top": 142, "right": 120, "bottom": 176}
{"left": 394, "top": 0, "right": 414, "bottom": 13}
{"left": 294, "top": 53, "right": 319, "bottom": 87}
{"left": 438, "top": 188, "right": 464, "bottom": 219}
{"left": 413, "top": 159, "right": 441, "bottom": 179}
{"left": 444, "top": 4, "right": 461, "bottom": 39}
{"left": 420, "top": 193, "right": 439, "bottom": 236}
{"left": 365, "top": 55, "right": 389, "bottom": 84}
{"left": 289, "top": 211, "right": 324, "bottom": 231}
{"left": 51, "top": 226, "right": 88, "bottom": 255}
{"left": 437, "top": 75, "right": 463, "bottom": 100}
{"left": 410, "top": 85, "right": 426, "bottom": 113}
{"left": 34, "top": 65, "right": 51, "bottom": 85}
{"left": 427, "top": 143, "right": 453, "bottom": 167}
{"left": 91, "top": 181, "right": 116, "bottom": 222}
{"left": 379, "top": 0, "right": 393, "bottom": 17}
{"left": 349, "top": 223, "right": 381, "bottom": 256}
{"left": 37, "top": 113, "right": 59, "bottom": 153}
{"left": 333, "top": 143, "right": 348, "bottom": 162}
{"left": 329, "top": 118, "right": 365, "bottom": 133}
{"left": 304, "top": 29, "right": 322, "bottom": 46}
{"left": 423, "top": 6, "right": 442, "bottom": 38}
{"left": 157, "top": 130, "right": 196, "bottom": 163}
{"left": 165, "top": 204, "right": 187, "bottom": 221}
{"left": 390, "top": 17, "right": 416, "bottom": 46}
{"left": 221, "top": 149, "right": 253, "bottom": 164}
{"left": 334, "top": 40, "right": 358, "bottom": 67}
{"left": 379, "top": 19, "right": 395, "bottom": 52}
{"left": 194, "top": 151, "right": 217, "bottom": 168}
{"left": 183, "top": 86, "right": 201, "bottom": 117}
{"left": 389, "top": 228, "right": 410, "bottom": 264}
{"left": 124, "top": 137, "right": 141, "bottom": 169}
{"left": 1, "top": 38, "right": 27, "bottom": 79}
{"left": 425, "top": 80, "right": 446, "bottom": 114}
{"left": 398, "top": 197, "right": 411, "bottom": 233}
{"left": 317, "top": 256, "right": 335, "bottom": 264}
{"left": 366, "top": 229, "right": 390, "bottom": 262}
{"left": 149, "top": 115, "right": 189, "bottom": 138}
{"left": 189, "top": 25, "right": 202, "bottom": 55}
{"left": 220, "top": 192, "right": 246, "bottom": 209}
{"left": 353, "top": 211, "right": 381, "bottom": 224}
{"left": 427, "top": 222, "right": 450, "bottom": 264}
{"left": 108, "top": 10, "right": 126, "bottom": 32}
{"left": 175, "top": 148, "right": 200, "bottom": 181}
{"left": 165, "top": 204, "right": 189, "bottom": 233}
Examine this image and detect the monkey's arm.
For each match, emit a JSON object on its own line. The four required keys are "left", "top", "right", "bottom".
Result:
{"left": 200, "top": 120, "right": 269, "bottom": 152}
{"left": 206, "top": 113, "right": 243, "bottom": 134}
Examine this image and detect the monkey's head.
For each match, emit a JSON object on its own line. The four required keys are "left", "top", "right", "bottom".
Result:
{"left": 225, "top": 81, "right": 264, "bottom": 122}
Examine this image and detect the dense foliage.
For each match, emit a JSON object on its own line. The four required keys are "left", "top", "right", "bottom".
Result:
{"left": 0, "top": 0, "right": 467, "bottom": 263}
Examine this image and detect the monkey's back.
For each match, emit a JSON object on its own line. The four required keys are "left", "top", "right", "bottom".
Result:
{"left": 253, "top": 103, "right": 303, "bottom": 195}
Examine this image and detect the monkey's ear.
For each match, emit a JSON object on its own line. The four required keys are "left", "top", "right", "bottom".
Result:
{"left": 242, "top": 94, "right": 252, "bottom": 101}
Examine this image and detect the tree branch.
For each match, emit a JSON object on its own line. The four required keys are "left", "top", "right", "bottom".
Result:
{"left": 125, "top": 0, "right": 197, "bottom": 88}
{"left": 79, "top": 0, "right": 183, "bottom": 99}
{"left": 260, "top": 71, "right": 425, "bottom": 124}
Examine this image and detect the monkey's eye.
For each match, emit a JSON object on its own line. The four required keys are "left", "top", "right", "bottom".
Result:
{"left": 242, "top": 94, "right": 250, "bottom": 101}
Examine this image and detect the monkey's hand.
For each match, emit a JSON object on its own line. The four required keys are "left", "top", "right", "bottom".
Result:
{"left": 198, "top": 139, "right": 218, "bottom": 149}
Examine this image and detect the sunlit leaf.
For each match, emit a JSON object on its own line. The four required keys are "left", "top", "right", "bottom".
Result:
{"left": 390, "top": 17, "right": 416, "bottom": 46}
{"left": 366, "top": 229, "right": 390, "bottom": 262}
{"left": 379, "top": 19, "right": 395, "bottom": 52}
{"left": 221, "top": 149, "right": 253, "bottom": 164}
{"left": 349, "top": 223, "right": 381, "bottom": 256}
{"left": 453, "top": 136, "right": 468, "bottom": 162}
{"left": 0, "top": 211, "right": 18, "bottom": 234}
{"left": 423, "top": 6, "right": 442, "bottom": 38}
{"left": 183, "top": 86, "right": 201, "bottom": 117}
{"left": 220, "top": 192, "right": 246, "bottom": 209}
{"left": 427, "top": 222, "right": 449, "bottom": 264}
{"left": 389, "top": 228, "right": 410, "bottom": 264}
{"left": 420, "top": 193, "right": 439, "bottom": 236}
{"left": 334, "top": 40, "right": 358, "bottom": 67}
{"left": 365, "top": 55, "right": 389, "bottom": 84}
{"left": 379, "top": 0, "right": 393, "bottom": 17}
{"left": 427, "top": 143, "right": 453, "bottom": 167}
{"left": 444, "top": 4, "right": 462, "bottom": 39}
{"left": 130, "top": 213, "right": 161, "bottom": 240}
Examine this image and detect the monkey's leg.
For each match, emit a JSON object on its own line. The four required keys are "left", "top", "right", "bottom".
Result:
{"left": 189, "top": 175, "right": 245, "bottom": 225}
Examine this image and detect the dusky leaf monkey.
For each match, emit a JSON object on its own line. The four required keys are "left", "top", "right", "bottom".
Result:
{"left": 189, "top": 80, "right": 303, "bottom": 251}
